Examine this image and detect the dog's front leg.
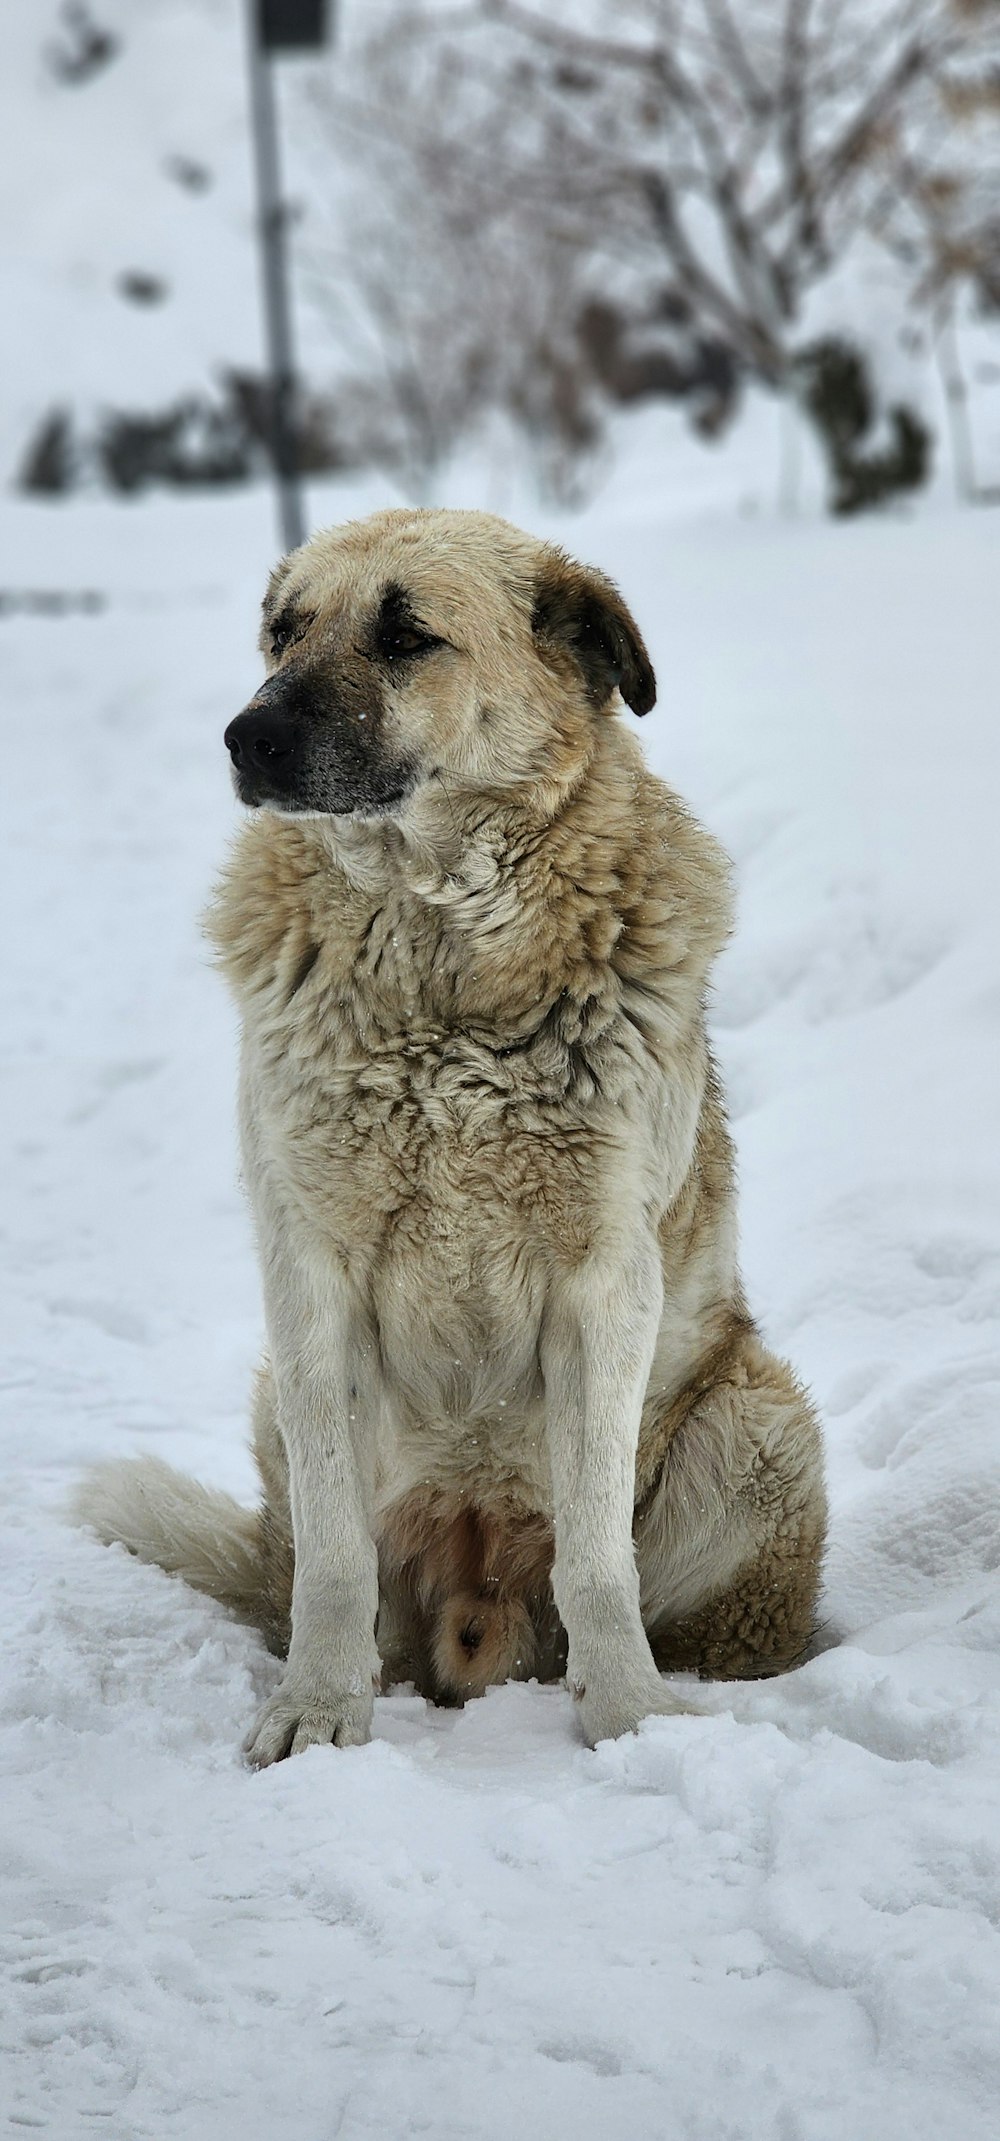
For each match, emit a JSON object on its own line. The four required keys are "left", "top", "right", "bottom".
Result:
{"left": 244, "top": 1204, "right": 381, "bottom": 1766}
{"left": 541, "top": 1253, "right": 689, "bottom": 1747}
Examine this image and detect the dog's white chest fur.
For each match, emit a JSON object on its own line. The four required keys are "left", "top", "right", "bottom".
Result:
{"left": 242, "top": 989, "right": 621, "bottom": 1486}
{"left": 225, "top": 803, "right": 712, "bottom": 1507}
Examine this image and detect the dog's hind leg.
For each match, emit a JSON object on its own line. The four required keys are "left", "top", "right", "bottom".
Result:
{"left": 377, "top": 1490, "right": 557, "bottom": 1706}
{"left": 635, "top": 1331, "right": 827, "bottom": 1681}
{"left": 374, "top": 1563, "right": 435, "bottom": 1696}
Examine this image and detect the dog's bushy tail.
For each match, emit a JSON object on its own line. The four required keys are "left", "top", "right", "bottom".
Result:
{"left": 72, "top": 1456, "right": 266, "bottom": 1627}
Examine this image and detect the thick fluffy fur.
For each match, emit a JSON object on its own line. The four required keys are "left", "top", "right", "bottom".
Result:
{"left": 74, "top": 507, "right": 826, "bottom": 1761}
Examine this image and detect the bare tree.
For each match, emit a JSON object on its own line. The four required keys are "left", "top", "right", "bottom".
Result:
{"left": 303, "top": 45, "right": 612, "bottom": 496}
{"left": 348, "top": 0, "right": 1000, "bottom": 386}
{"left": 872, "top": 0, "right": 1000, "bottom": 495}
{"left": 884, "top": 2, "right": 1000, "bottom": 302}
{"left": 298, "top": 1, "right": 1000, "bottom": 498}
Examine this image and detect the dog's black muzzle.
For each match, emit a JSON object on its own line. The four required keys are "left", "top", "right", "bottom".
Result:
{"left": 224, "top": 670, "right": 416, "bottom": 817}
{"left": 224, "top": 691, "right": 303, "bottom": 806}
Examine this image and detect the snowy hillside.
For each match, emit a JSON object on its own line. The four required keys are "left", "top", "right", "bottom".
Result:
{"left": 3, "top": 438, "right": 999, "bottom": 2136}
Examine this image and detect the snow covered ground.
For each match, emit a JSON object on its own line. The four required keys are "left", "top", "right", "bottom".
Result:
{"left": 3, "top": 450, "right": 1000, "bottom": 2139}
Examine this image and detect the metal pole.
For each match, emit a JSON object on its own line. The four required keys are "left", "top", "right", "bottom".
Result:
{"left": 246, "top": 8, "right": 306, "bottom": 554}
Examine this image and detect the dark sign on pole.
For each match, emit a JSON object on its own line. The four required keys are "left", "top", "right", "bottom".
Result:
{"left": 258, "top": 0, "right": 328, "bottom": 51}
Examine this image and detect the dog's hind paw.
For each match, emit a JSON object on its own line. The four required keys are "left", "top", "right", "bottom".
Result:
{"left": 243, "top": 1676, "right": 375, "bottom": 1766}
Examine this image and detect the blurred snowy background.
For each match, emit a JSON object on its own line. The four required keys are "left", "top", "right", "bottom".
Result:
{"left": 3, "top": 6, "right": 1000, "bottom": 2139}
{"left": 7, "top": 0, "right": 1000, "bottom": 511}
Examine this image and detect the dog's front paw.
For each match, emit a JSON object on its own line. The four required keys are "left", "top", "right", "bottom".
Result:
{"left": 572, "top": 1663, "right": 690, "bottom": 1748}
{"left": 243, "top": 1672, "right": 376, "bottom": 1767}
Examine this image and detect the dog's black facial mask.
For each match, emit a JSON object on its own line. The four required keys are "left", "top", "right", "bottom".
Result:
{"left": 225, "top": 589, "right": 420, "bottom": 816}
{"left": 225, "top": 663, "right": 417, "bottom": 815}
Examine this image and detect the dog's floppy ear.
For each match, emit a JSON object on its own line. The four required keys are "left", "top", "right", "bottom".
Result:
{"left": 532, "top": 552, "right": 656, "bottom": 716}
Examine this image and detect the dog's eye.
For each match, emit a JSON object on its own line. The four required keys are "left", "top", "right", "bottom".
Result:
{"left": 268, "top": 609, "right": 312, "bottom": 660}
{"left": 382, "top": 626, "right": 435, "bottom": 662}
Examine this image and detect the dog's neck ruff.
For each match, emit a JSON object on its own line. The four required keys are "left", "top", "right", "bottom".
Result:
{"left": 207, "top": 714, "right": 732, "bottom": 1096}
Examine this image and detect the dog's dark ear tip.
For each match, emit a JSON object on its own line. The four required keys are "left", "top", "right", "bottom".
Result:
{"left": 533, "top": 552, "right": 656, "bottom": 719}
{"left": 624, "top": 668, "right": 657, "bottom": 717}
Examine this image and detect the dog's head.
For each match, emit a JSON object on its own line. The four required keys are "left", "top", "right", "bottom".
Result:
{"left": 224, "top": 508, "right": 656, "bottom": 819}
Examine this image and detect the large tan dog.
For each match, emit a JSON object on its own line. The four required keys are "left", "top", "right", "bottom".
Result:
{"left": 76, "top": 507, "right": 826, "bottom": 1763}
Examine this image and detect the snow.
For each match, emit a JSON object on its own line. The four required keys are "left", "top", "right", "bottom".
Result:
{"left": 3, "top": 446, "right": 999, "bottom": 2138}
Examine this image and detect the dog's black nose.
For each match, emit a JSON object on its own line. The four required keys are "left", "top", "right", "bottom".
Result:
{"left": 224, "top": 709, "right": 298, "bottom": 774}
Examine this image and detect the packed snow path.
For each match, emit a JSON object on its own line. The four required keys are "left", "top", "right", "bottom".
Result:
{"left": 3, "top": 481, "right": 999, "bottom": 2140}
